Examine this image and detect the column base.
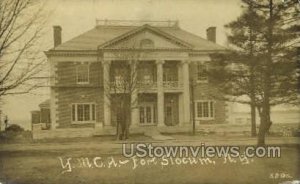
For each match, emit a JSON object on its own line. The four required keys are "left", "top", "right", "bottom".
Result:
{"left": 157, "top": 123, "right": 166, "bottom": 127}
{"left": 95, "top": 122, "right": 103, "bottom": 128}
{"left": 130, "top": 123, "right": 139, "bottom": 128}
{"left": 179, "top": 122, "right": 191, "bottom": 127}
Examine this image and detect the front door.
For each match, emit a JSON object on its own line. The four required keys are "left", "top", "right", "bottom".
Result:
{"left": 165, "top": 104, "right": 173, "bottom": 125}
{"left": 139, "top": 103, "right": 154, "bottom": 125}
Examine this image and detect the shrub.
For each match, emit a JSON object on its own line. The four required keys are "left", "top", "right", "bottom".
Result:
{"left": 5, "top": 124, "right": 24, "bottom": 132}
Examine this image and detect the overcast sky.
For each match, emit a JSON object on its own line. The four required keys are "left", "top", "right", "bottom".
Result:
{"left": 2, "top": 0, "right": 244, "bottom": 129}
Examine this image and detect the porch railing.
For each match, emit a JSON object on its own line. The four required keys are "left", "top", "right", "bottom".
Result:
{"left": 110, "top": 80, "right": 183, "bottom": 92}
{"left": 163, "top": 81, "right": 182, "bottom": 89}
{"left": 137, "top": 81, "right": 157, "bottom": 90}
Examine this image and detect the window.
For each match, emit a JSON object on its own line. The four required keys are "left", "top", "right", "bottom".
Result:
{"left": 140, "top": 39, "right": 154, "bottom": 49}
{"left": 197, "top": 63, "right": 208, "bottom": 82}
{"left": 113, "top": 67, "right": 127, "bottom": 86}
{"left": 77, "top": 64, "right": 89, "bottom": 84}
{"left": 163, "top": 65, "right": 177, "bottom": 81}
{"left": 115, "top": 75, "right": 123, "bottom": 86}
{"left": 195, "top": 101, "right": 214, "bottom": 120}
{"left": 139, "top": 67, "right": 154, "bottom": 84}
{"left": 71, "top": 103, "right": 96, "bottom": 123}
{"left": 139, "top": 104, "right": 155, "bottom": 125}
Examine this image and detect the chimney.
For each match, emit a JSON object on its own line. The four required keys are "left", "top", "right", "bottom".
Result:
{"left": 206, "top": 27, "right": 216, "bottom": 43}
{"left": 53, "top": 25, "right": 62, "bottom": 47}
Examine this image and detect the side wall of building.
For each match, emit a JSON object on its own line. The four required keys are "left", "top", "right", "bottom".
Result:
{"left": 189, "top": 62, "right": 227, "bottom": 124}
{"left": 52, "top": 61, "right": 104, "bottom": 128}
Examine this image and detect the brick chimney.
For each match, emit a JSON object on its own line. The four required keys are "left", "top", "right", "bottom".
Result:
{"left": 53, "top": 25, "right": 62, "bottom": 47}
{"left": 206, "top": 27, "right": 216, "bottom": 43}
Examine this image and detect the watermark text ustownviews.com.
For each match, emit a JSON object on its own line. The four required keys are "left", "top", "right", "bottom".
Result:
{"left": 122, "top": 143, "right": 281, "bottom": 158}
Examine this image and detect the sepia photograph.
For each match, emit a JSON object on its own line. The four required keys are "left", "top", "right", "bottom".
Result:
{"left": 0, "top": 0, "right": 299, "bottom": 183}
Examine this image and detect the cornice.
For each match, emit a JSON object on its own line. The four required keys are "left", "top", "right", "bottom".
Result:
{"left": 45, "top": 50, "right": 98, "bottom": 57}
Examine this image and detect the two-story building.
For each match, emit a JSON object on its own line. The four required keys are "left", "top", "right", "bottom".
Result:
{"left": 40, "top": 20, "right": 228, "bottom": 138}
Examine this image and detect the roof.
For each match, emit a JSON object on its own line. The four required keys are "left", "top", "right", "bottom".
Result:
{"left": 51, "top": 25, "right": 226, "bottom": 52}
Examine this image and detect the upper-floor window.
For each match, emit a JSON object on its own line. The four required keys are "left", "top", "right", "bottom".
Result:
{"left": 113, "top": 67, "right": 128, "bottom": 86}
{"left": 140, "top": 39, "right": 154, "bottom": 49}
{"left": 195, "top": 100, "right": 215, "bottom": 120}
{"left": 197, "top": 63, "right": 208, "bottom": 83}
{"left": 163, "top": 65, "right": 177, "bottom": 81}
{"left": 77, "top": 64, "right": 89, "bottom": 84}
{"left": 139, "top": 67, "right": 154, "bottom": 84}
{"left": 72, "top": 103, "right": 96, "bottom": 123}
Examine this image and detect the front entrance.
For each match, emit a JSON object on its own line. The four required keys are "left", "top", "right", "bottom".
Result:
{"left": 165, "top": 104, "right": 174, "bottom": 125}
{"left": 164, "top": 94, "right": 179, "bottom": 126}
{"left": 139, "top": 103, "right": 155, "bottom": 125}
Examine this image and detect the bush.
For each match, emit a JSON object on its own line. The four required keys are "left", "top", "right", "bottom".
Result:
{"left": 0, "top": 130, "right": 32, "bottom": 143}
{"left": 5, "top": 124, "right": 24, "bottom": 132}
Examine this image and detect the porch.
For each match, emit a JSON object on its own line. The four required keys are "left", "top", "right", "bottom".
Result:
{"left": 109, "top": 93, "right": 182, "bottom": 129}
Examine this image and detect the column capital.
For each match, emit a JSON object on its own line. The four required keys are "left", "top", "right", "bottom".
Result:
{"left": 156, "top": 60, "right": 165, "bottom": 65}
{"left": 102, "top": 59, "right": 111, "bottom": 65}
{"left": 181, "top": 59, "right": 190, "bottom": 65}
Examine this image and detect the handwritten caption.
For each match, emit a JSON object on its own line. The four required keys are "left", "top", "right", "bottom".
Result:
{"left": 58, "top": 155, "right": 254, "bottom": 174}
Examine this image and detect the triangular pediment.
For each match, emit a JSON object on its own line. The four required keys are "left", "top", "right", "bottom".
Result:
{"left": 98, "top": 25, "right": 193, "bottom": 50}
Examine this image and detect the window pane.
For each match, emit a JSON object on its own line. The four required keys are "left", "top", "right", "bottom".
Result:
{"left": 77, "top": 65, "right": 89, "bottom": 83}
{"left": 140, "top": 107, "right": 144, "bottom": 123}
{"left": 210, "top": 101, "right": 214, "bottom": 117}
{"left": 203, "top": 102, "right": 209, "bottom": 117}
{"left": 84, "top": 104, "right": 90, "bottom": 121}
{"left": 153, "top": 106, "right": 157, "bottom": 123}
{"left": 92, "top": 104, "right": 95, "bottom": 120}
{"left": 77, "top": 104, "right": 84, "bottom": 121}
{"left": 197, "top": 102, "right": 203, "bottom": 118}
{"left": 72, "top": 104, "right": 76, "bottom": 121}
{"left": 146, "top": 106, "right": 151, "bottom": 123}
{"left": 197, "top": 63, "right": 208, "bottom": 81}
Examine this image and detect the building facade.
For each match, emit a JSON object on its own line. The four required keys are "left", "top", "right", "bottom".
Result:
{"left": 42, "top": 20, "right": 228, "bottom": 138}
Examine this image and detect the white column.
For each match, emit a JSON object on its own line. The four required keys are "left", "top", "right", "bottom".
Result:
{"left": 131, "top": 61, "right": 139, "bottom": 127}
{"left": 103, "top": 60, "right": 111, "bottom": 127}
{"left": 177, "top": 63, "right": 184, "bottom": 125}
{"left": 156, "top": 60, "right": 165, "bottom": 127}
{"left": 182, "top": 60, "right": 190, "bottom": 125}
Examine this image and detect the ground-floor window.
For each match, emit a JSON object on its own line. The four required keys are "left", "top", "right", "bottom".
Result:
{"left": 195, "top": 100, "right": 215, "bottom": 120}
{"left": 72, "top": 103, "right": 96, "bottom": 123}
{"left": 139, "top": 103, "right": 155, "bottom": 125}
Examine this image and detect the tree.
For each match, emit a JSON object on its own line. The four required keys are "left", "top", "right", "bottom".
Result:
{"left": 210, "top": 0, "right": 299, "bottom": 145}
{"left": 209, "top": 3, "right": 265, "bottom": 137}
{"left": 250, "top": 0, "right": 298, "bottom": 145}
{"left": 103, "top": 50, "right": 140, "bottom": 140}
{"left": 0, "top": 0, "right": 47, "bottom": 97}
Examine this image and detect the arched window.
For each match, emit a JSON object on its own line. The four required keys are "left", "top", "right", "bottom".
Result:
{"left": 140, "top": 39, "right": 154, "bottom": 49}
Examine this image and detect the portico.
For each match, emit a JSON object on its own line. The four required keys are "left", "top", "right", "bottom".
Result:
{"left": 102, "top": 51, "right": 191, "bottom": 129}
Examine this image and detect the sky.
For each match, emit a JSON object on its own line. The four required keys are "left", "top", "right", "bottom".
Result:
{"left": 1, "top": 0, "right": 245, "bottom": 130}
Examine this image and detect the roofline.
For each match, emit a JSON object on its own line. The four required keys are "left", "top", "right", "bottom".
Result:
{"left": 44, "top": 48, "right": 228, "bottom": 57}
{"left": 97, "top": 24, "right": 194, "bottom": 49}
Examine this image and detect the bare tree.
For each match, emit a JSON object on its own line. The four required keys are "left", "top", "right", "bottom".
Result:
{"left": 0, "top": 0, "right": 47, "bottom": 97}
{"left": 104, "top": 50, "right": 141, "bottom": 140}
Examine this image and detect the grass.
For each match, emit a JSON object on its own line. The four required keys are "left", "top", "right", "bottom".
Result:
{"left": 0, "top": 146, "right": 299, "bottom": 184}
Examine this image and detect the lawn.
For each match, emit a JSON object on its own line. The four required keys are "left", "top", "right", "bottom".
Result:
{"left": 0, "top": 145, "right": 299, "bottom": 184}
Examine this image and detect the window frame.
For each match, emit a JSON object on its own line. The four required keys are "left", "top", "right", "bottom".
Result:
{"left": 196, "top": 62, "right": 209, "bottom": 83}
{"left": 194, "top": 100, "right": 215, "bottom": 120}
{"left": 140, "top": 39, "right": 154, "bottom": 49}
{"left": 71, "top": 103, "right": 96, "bottom": 124}
{"left": 76, "top": 64, "right": 90, "bottom": 84}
